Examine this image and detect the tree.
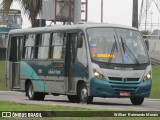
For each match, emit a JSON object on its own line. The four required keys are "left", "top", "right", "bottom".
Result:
{"left": 0, "top": 0, "right": 42, "bottom": 26}
{"left": 141, "top": 30, "right": 151, "bottom": 35}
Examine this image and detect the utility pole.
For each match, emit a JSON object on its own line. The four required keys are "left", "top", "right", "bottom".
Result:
{"left": 132, "top": 0, "right": 138, "bottom": 28}
{"left": 73, "top": 0, "right": 81, "bottom": 24}
{"left": 145, "top": 0, "right": 148, "bottom": 31}
{"left": 101, "top": 0, "right": 103, "bottom": 23}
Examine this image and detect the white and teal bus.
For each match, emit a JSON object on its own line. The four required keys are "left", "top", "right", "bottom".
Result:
{"left": 6, "top": 23, "right": 152, "bottom": 105}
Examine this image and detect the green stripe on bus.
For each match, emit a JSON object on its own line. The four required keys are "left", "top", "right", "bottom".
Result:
{"left": 20, "top": 61, "right": 48, "bottom": 90}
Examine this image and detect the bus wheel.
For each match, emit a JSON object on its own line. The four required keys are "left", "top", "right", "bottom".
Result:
{"left": 27, "top": 82, "right": 45, "bottom": 100}
{"left": 130, "top": 97, "right": 144, "bottom": 105}
{"left": 78, "top": 83, "right": 93, "bottom": 104}
{"left": 67, "top": 95, "right": 80, "bottom": 103}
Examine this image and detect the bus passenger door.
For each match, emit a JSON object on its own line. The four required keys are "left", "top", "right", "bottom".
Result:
{"left": 65, "top": 33, "right": 78, "bottom": 93}
{"left": 8, "top": 36, "right": 22, "bottom": 90}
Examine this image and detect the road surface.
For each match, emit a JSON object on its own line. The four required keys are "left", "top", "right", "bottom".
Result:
{"left": 0, "top": 91, "right": 160, "bottom": 111}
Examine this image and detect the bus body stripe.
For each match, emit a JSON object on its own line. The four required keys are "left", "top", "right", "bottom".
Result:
{"left": 20, "top": 61, "right": 47, "bottom": 90}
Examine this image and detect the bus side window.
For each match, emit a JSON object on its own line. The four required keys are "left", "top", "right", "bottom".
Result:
{"left": 77, "top": 35, "right": 87, "bottom": 67}
{"left": 50, "top": 32, "right": 66, "bottom": 60}
{"left": 35, "top": 34, "right": 42, "bottom": 59}
{"left": 34, "top": 33, "right": 50, "bottom": 59}
{"left": 22, "top": 34, "right": 35, "bottom": 59}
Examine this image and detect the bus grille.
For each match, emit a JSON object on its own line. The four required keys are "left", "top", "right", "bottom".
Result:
{"left": 108, "top": 77, "right": 140, "bottom": 94}
{"left": 108, "top": 77, "right": 140, "bottom": 82}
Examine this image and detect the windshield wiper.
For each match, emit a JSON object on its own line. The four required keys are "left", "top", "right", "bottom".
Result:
{"left": 107, "top": 35, "right": 118, "bottom": 64}
{"left": 120, "top": 37, "right": 140, "bottom": 65}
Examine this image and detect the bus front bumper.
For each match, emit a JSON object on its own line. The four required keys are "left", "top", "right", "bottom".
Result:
{"left": 90, "top": 78, "right": 151, "bottom": 97}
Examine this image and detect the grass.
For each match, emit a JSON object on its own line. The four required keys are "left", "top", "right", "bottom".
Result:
{"left": 0, "top": 101, "right": 160, "bottom": 119}
{"left": 150, "top": 65, "right": 160, "bottom": 99}
{"left": 0, "top": 101, "right": 91, "bottom": 111}
{"left": 0, "top": 61, "right": 7, "bottom": 91}
{"left": 0, "top": 61, "right": 160, "bottom": 98}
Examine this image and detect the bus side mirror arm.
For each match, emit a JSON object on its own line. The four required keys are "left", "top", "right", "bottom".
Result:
{"left": 145, "top": 39, "right": 149, "bottom": 51}
{"left": 77, "top": 32, "right": 83, "bottom": 48}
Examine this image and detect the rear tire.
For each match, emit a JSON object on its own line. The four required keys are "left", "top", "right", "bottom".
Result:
{"left": 78, "top": 83, "right": 93, "bottom": 104}
{"left": 130, "top": 97, "right": 144, "bottom": 105}
{"left": 27, "top": 82, "right": 45, "bottom": 100}
{"left": 67, "top": 95, "right": 80, "bottom": 103}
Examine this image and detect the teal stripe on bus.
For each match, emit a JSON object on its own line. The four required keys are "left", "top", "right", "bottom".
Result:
{"left": 20, "top": 61, "right": 48, "bottom": 90}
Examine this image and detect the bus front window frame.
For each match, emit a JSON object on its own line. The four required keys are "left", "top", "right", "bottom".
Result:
{"left": 86, "top": 27, "right": 150, "bottom": 65}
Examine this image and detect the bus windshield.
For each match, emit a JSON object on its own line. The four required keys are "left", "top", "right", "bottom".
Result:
{"left": 87, "top": 28, "right": 149, "bottom": 64}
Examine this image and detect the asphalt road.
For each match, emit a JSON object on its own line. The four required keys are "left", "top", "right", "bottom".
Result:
{"left": 0, "top": 91, "right": 160, "bottom": 111}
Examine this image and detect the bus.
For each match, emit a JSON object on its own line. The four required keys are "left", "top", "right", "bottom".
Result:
{"left": 0, "top": 9, "right": 22, "bottom": 60}
{"left": 6, "top": 23, "right": 152, "bottom": 105}
{"left": 0, "top": 30, "right": 8, "bottom": 60}
{"left": 0, "top": 9, "right": 22, "bottom": 29}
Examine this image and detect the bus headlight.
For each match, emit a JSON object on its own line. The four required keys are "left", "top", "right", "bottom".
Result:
{"left": 143, "top": 72, "right": 152, "bottom": 81}
{"left": 94, "top": 71, "right": 100, "bottom": 77}
{"left": 93, "top": 69, "right": 106, "bottom": 80}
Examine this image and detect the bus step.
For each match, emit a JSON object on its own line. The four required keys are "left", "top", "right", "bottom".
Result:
{"left": 68, "top": 91, "right": 75, "bottom": 94}
{"left": 11, "top": 87, "right": 21, "bottom": 91}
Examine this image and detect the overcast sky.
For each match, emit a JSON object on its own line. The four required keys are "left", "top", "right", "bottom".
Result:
{"left": 6, "top": 0, "right": 160, "bottom": 31}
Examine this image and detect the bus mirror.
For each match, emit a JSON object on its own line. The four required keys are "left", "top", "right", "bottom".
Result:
{"left": 77, "top": 32, "right": 83, "bottom": 48}
{"left": 145, "top": 39, "right": 149, "bottom": 51}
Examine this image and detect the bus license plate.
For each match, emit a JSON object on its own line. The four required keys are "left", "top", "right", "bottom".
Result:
{"left": 120, "top": 92, "right": 131, "bottom": 96}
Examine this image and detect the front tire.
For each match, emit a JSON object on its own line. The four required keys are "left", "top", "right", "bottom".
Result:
{"left": 27, "top": 82, "right": 45, "bottom": 100}
{"left": 78, "top": 83, "right": 93, "bottom": 104}
{"left": 130, "top": 97, "right": 144, "bottom": 105}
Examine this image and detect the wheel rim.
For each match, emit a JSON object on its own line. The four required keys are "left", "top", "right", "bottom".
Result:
{"left": 81, "top": 88, "right": 88, "bottom": 102}
{"left": 28, "top": 84, "right": 33, "bottom": 97}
